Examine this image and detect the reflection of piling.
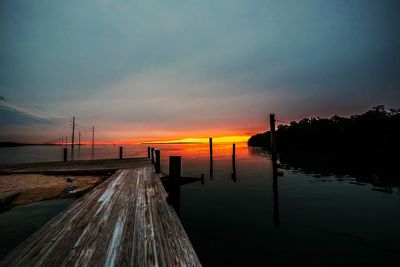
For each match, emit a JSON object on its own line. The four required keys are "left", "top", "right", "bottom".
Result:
{"left": 270, "top": 114, "right": 276, "bottom": 153}
{"left": 119, "top": 147, "right": 123, "bottom": 159}
{"left": 147, "top": 147, "right": 151, "bottom": 158}
{"left": 168, "top": 156, "right": 181, "bottom": 215}
{"left": 232, "top": 143, "right": 237, "bottom": 181}
{"left": 155, "top": 150, "right": 161, "bottom": 173}
{"left": 209, "top": 138, "right": 213, "bottom": 178}
{"left": 151, "top": 148, "right": 155, "bottom": 164}
{"left": 63, "top": 148, "right": 67, "bottom": 162}
{"left": 272, "top": 153, "right": 280, "bottom": 228}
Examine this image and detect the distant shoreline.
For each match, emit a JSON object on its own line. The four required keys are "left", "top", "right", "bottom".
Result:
{"left": 0, "top": 142, "right": 57, "bottom": 148}
{"left": 248, "top": 106, "right": 399, "bottom": 154}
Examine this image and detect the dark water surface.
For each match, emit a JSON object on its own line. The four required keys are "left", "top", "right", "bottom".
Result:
{"left": 0, "top": 199, "right": 74, "bottom": 259}
{"left": 0, "top": 143, "right": 399, "bottom": 266}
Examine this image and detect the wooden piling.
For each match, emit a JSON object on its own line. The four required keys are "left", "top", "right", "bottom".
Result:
{"left": 151, "top": 148, "right": 155, "bottom": 164}
{"left": 63, "top": 148, "right": 67, "bottom": 162}
{"left": 270, "top": 114, "right": 276, "bottom": 153}
{"left": 232, "top": 143, "right": 236, "bottom": 178}
{"left": 119, "top": 146, "right": 123, "bottom": 159}
{"left": 209, "top": 138, "right": 213, "bottom": 178}
{"left": 232, "top": 143, "right": 236, "bottom": 168}
{"left": 169, "top": 156, "right": 181, "bottom": 214}
{"left": 209, "top": 138, "right": 213, "bottom": 160}
{"left": 155, "top": 150, "right": 161, "bottom": 173}
{"left": 147, "top": 147, "right": 151, "bottom": 158}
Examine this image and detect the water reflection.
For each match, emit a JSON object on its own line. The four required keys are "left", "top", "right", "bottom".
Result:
{"left": 248, "top": 147, "right": 399, "bottom": 194}
{"left": 272, "top": 153, "right": 280, "bottom": 228}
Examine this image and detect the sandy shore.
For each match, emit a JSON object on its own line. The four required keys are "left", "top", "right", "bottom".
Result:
{"left": 0, "top": 174, "right": 107, "bottom": 211}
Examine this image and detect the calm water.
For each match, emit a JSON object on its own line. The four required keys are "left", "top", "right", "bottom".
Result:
{"left": 0, "top": 143, "right": 399, "bottom": 266}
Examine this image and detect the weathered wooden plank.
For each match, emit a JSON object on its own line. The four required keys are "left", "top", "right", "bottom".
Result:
{"left": 1, "top": 165, "right": 201, "bottom": 267}
{"left": 152, "top": 176, "right": 201, "bottom": 267}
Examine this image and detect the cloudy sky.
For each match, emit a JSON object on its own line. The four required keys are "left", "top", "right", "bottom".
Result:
{"left": 0, "top": 0, "right": 399, "bottom": 143}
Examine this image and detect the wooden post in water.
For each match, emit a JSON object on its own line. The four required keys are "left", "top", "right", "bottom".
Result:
{"left": 169, "top": 156, "right": 181, "bottom": 214}
{"left": 63, "top": 148, "right": 67, "bottom": 162}
{"left": 209, "top": 137, "right": 213, "bottom": 178}
{"left": 147, "top": 147, "right": 151, "bottom": 158}
{"left": 119, "top": 147, "right": 123, "bottom": 159}
{"left": 270, "top": 114, "right": 276, "bottom": 153}
{"left": 151, "top": 148, "right": 155, "bottom": 164}
{"left": 155, "top": 150, "right": 161, "bottom": 173}
{"left": 232, "top": 143, "right": 236, "bottom": 180}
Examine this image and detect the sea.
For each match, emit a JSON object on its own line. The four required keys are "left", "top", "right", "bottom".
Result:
{"left": 0, "top": 143, "right": 399, "bottom": 266}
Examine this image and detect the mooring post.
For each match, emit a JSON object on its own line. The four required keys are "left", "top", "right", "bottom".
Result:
{"left": 169, "top": 156, "right": 181, "bottom": 214}
{"left": 270, "top": 114, "right": 276, "bottom": 153}
{"left": 232, "top": 143, "right": 236, "bottom": 174}
{"left": 232, "top": 143, "right": 236, "bottom": 167}
{"left": 209, "top": 137, "right": 213, "bottom": 178}
{"left": 155, "top": 150, "right": 161, "bottom": 173}
{"left": 147, "top": 147, "right": 151, "bottom": 158}
{"left": 151, "top": 148, "right": 155, "bottom": 164}
{"left": 63, "top": 148, "right": 67, "bottom": 162}
{"left": 119, "top": 146, "right": 123, "bottom": 159}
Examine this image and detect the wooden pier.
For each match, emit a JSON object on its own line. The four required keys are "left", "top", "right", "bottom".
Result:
{"left": 0, "top": 158, "right": 150, "bottom": 175}
{"left": 0, "top": 159, "right": 201, "bottom": 266}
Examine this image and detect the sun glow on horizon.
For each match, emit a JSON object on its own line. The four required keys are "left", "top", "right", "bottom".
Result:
{"left": 141, "top": 135, "right": 250, "bottom": 144}
{"left": 53, "top": 134, "right": 252, "bottom": 145}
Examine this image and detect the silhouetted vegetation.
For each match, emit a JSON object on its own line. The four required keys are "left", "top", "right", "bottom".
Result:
{"left": 248, "top": 106, "right": 400, "bottom": 155}
{"left": 248, "top": 106, "right": 400, "bottom": 186}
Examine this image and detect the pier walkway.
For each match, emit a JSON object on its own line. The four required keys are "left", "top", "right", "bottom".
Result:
{"left": 1, "top": 164, "right": 201, "bottom": 266}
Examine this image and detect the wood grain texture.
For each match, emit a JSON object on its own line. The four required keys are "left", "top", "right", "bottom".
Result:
{"left": 1, "top": 166, "right": 201, "bottom": 267}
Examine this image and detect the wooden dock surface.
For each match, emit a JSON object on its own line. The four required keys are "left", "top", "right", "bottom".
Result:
{"left": 1, "top": 166, "right": 201, "bottom": 267}
{"left": 0, "top": 158, "right": 151, "bottom": 174}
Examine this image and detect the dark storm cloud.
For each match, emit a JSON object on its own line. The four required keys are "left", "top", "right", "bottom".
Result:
{"left": 0, "top": 0, "right": 399, "bottom": 141}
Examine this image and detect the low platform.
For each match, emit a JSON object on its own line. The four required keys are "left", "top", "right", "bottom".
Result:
{"left": 0, "top": 158, "right": 151, "bottom": 175}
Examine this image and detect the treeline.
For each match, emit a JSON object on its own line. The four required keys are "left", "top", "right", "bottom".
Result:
{"left": 248, "top": 106, "right": 400, "bottom": 155}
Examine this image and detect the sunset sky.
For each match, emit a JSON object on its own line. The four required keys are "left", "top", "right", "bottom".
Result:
{"left": 0, "top": 0, "right": 399, "bottom": 143}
